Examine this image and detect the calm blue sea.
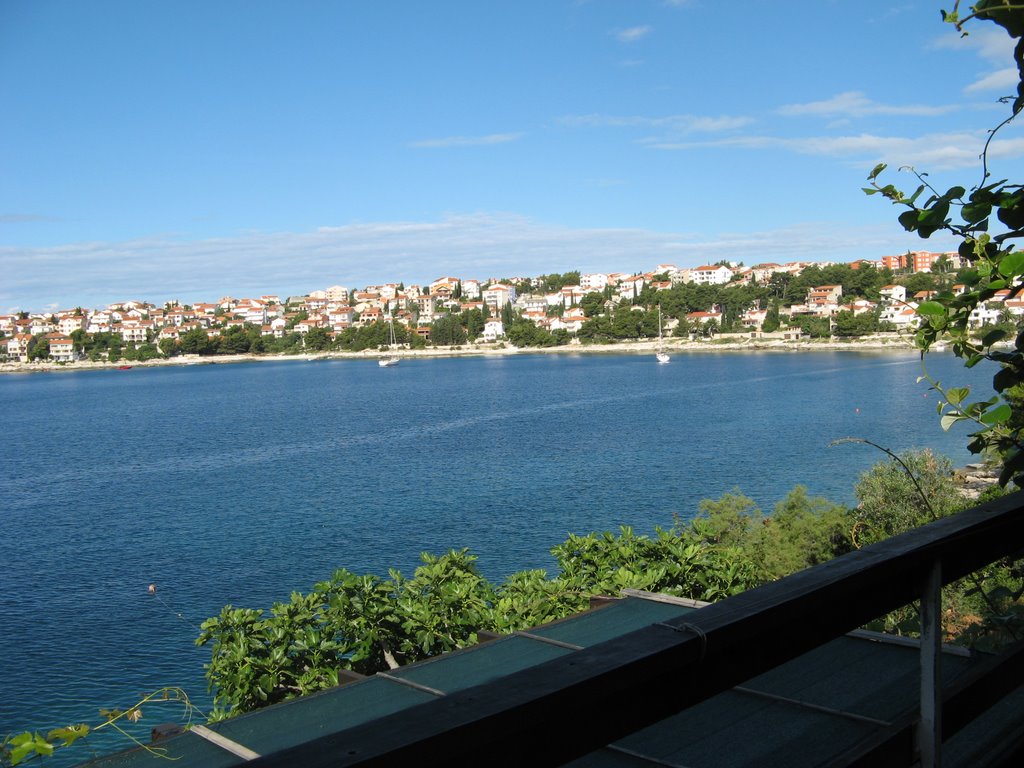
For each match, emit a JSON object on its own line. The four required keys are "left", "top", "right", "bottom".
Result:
{"left": 0, "top": 350, "right": 994, "bottom": 762}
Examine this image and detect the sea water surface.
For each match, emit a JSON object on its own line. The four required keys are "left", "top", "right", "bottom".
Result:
{"left": 0, "top": 350, "right": 994, "bottom": 761}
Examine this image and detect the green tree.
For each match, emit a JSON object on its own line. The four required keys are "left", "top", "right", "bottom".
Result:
{"left": 180, "top": 327, "right": 215, "bottom": 355}
{"left": 580, "top": 292, "right": 606, "bottom": 318}
{"left": 792, "top": 316, "right": 831, "bottom": 338}
{"left": 26, "top": 334, "right": 49, "bottom": 361}
{"left": 611, "top": 304, "right": 642, "bottom": 339}
{"left": 462, "top": 308, "right": 485, "bottom": 340}
{"left": 217, "top": 326, "right": 251, "bottom": 354}
{"left": 303, "top": 327, "right": 332, "bottom": 352}
{"left": 430, "top": 314, "right": 467, "bottom": 346}
{"left": 832, "top": 310, "right": 880, "bottom": 337}
{"left": 761, "top": 301, "right": 781, "bottom": 333}
{"left": 852, "top": 449, "right": 963, "bottom": 547}
{"left": 762, "top": 486, "right": 853, "bottom": 580}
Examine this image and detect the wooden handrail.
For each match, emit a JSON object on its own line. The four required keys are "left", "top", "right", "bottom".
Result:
{"left": 250, "top": 491, "right": 1024, "bottom": 768}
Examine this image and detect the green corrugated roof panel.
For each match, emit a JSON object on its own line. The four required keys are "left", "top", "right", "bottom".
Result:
{"left": 566, "top": 632, "right": 982, "bottom": 767}
{"left": 613, "top": 692, "right": 879, "bottom": 768}
{"left": 945, "top": 684, "right": 1024, "bottom": 768}
{"left": 388, "top": 634, "right": 572, "bottom": 692}
{"left": 79, "top": 675, "right": 435, "bottom": 766}
{"left": 79, "top": 728, "right": 245, "bottom": 768}
{"left": 528, "top": 597, "right": 695, "bottom": 646}
{"left": 211, "top": 675, "right": 436, "bottom": 756}
{"left": 742, "top": 634, "right": 977, "bottom": 723}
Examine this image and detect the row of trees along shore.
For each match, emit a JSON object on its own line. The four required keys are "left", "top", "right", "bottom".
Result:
{"left": 8, "top": 3, "right": 1024, "bottom": 764}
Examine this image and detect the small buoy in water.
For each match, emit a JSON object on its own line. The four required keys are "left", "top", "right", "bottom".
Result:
{"left": 148, "top": 584, "right": 156, "bottom": 594}
{"left": 855, "top": 408, "right": 860, "bottom": 414}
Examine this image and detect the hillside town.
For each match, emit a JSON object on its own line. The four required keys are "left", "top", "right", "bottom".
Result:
{"left": 3, "top": 250, "right": 1018, "bottom": 365}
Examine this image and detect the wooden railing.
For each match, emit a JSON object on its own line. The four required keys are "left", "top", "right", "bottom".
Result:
{"left": 251, "top": 491, "right": 1024, "bottom": 768}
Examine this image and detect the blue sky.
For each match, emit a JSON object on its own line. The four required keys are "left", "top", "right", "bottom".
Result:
{"left": 2, "top": 0, "right": 1022, "bottom": 311}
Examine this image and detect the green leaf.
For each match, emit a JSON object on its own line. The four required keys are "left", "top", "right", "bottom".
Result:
{"left": 916, "top": 301, "right": 947, "bottom": 316}
{"left": 993, "top": 367, "right": 1018, "bottom": 392}
{"left": 898, "top": 210, "right": 920, "bottom": 232}
{"left": 868, "top": 162, "right": 887, "bottom": 180}
{"left": 946, "top": 386, "right": 970, "bottom": 405}
{"left": 46, "top": 725, "right": 89, "bottom": 747}
{"left": 982, "top": 329, "right": 1009, "bottom": 347}
{"left": 962, "top": 200, "right": 992, "bottom": 224}
{"left": 940, "top": 413, "right": 963, "bottom": 431}
{"left": 999, "top": 250, "right": 1024, "bottom": 277}
{"left": 981, "top": 404, "right": 1012, "bottom": 425}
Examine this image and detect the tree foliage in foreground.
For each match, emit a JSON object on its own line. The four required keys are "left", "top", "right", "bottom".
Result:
{"left": 197, "top": 485, "right": 857, "bottom": 718}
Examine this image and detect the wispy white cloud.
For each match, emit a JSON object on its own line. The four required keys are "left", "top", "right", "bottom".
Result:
{"left": 559, "top": 112, "right": 753, "bottom": 134}
{"left": 409, "top": 132, "right": 524, "bottom": 148}
{"left": 615, "top": 26, "right": 651, "bottom": 43}
{"left": 648, "top": 129, "right": 1024, "bottom": 170}
{"left": 934, "top": 26, "right": 1015, "bottom": 64}
{"left": 0, "top": 213, "right": 61, "bottom": 223}
{"left": 964, "top": 67, "right": 1019, "bottom": 93}
{"left": 933, "top": 27, "right": 1017, "bottom": 95}
{"left": 0, "top": 214, "right": 946, "bottom": 312}
{"left": 779, "top": 91, "right": 957, "bottom": 118}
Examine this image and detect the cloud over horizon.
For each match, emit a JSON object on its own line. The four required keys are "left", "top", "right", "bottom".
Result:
{"left": 408, "top": 133, "right": 524, "bottom": 148}
{"left": 1, "top": 214, "right": 959, "bottom": 313}
{"left": 615, "top": 25, "right": 652, "bottom": 43}
{"left": 778, "top": 91, "right": 957, "bottom": 118}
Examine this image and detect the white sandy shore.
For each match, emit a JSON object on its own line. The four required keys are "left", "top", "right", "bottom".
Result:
{"left": 0, "top": 334, "right": 924, "bottom": 375}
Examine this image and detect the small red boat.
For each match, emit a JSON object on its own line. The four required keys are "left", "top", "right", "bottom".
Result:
{"left": 118, "top": 365, "right": 133, "bottom": 370}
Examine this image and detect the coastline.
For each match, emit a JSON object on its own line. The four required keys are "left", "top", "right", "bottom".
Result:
{"left": 0, "top": 333, "right": 922, "bottom": 375}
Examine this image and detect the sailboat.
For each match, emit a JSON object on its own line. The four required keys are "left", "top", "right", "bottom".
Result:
{"left": 378, "top": 315, "right": 400, "bottom": 367}
{"left": 655, "top": 306, "right": 670, "bottom": 364}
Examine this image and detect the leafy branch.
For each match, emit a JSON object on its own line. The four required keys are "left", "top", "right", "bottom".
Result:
{"left": 863, "top": 3, "right": 1024, "bottom": 485}
{"left": 1, "top": 688, "right": 202, "bottom": 766}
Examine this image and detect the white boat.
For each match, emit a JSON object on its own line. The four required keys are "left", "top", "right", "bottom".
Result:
{"left": 656, "top": 306, "right": 670, "bottom": 364}
{"left": 379, "top": 315, "right": 400, "bottom": 367}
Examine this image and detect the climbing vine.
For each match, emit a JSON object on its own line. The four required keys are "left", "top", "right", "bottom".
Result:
{"left": 866, "top": 1, "right": 1024, "bottom": 484}
{"left": 1, "top": 688, "right": 200, "bottom": 766}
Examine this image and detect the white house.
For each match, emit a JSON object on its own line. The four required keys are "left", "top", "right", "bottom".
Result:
{"left": 559, "top": 285, "right": 586, "bottom": 307}
{"left": 57, "top": 314, "right": 86, "bottom": 335}
{"left": 688, "top": 265, "right": 734, "bottom": 285}
{"left": 617, "top": 275, "right": 646, "bottom": 300}
{"left": 483, "top": 284, "right": 516, "bottom": 309}
{"left": 47, "top": 335, "right": 76, "bottom": 362}
{"left": 879, "top": 285, "right": 907, "bottom": 305}
{"left": 482, "top": 319, "right": 504, "bottom": 342}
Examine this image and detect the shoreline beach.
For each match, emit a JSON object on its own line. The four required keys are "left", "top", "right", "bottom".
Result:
{"left": 0, "top": 333, "right": 924, "bottom": 375}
